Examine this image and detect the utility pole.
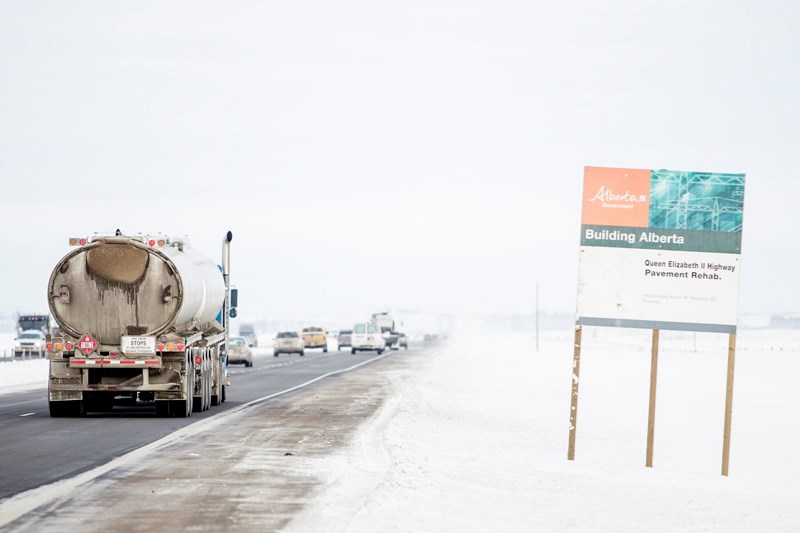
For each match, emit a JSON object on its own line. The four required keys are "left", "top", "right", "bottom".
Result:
{"left": 536, "top": 283, "right": 539, "bottom": 352}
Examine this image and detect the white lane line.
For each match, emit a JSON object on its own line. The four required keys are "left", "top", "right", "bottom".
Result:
{"left": 19, "top": 413, "right": 35, "bottom": 417}
{"left": 0, "top": 351, "right": 393, "bottom": 527}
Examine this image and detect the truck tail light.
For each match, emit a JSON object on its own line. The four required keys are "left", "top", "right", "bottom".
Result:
{"left": 159, "top": 339, "right": 185, "bottom": 352}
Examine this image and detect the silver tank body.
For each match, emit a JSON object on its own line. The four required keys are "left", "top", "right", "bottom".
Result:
{"left": 48, "top": 237, "right": 225, "bottom": 345}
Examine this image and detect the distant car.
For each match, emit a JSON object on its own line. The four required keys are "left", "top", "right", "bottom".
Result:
{"left": 301, "top": 326, "right": 328, "bottom": 352}
{"left": 239, "top": 323, "right": 258, "bottom": 347}
{"left": 350, "top": 322, "right": 384, "bottom": 354}
{"left": 274, "top": 331, "right": 304, "bottom": 357}
{"left": 337, "top": 329, "right": 352, "bottom": 349}
{"left": 14, "top": 330, "right": 46, "bottom": 357}
{"left": 227, "top": 336, "right": 253, "bottom": 367}
{"left": 383, "top": 331, "right": 399, "bottom": 350}
{"left": 395, "top": 332, "right": 408, "bottom": 349}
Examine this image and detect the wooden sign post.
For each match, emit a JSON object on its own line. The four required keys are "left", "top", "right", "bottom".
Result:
{"left": 567, "top": 325, "right": 582, "bottom": 461}
{"left": 646, "top": 329, "right": 660, "bottom": 467}
{"left": 721, "top": 332, "right": 736, "bottom": 476}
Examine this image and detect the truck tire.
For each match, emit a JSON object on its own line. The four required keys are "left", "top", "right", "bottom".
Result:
{"left": 351, "top": 349, "right": 357, "bottom": 354}
{"left": 173, "top": 365, "right": 193, "bottom": 417}
{"left": 378, "top": 349, "right": 383, "bottom": 355}
{"left": 50, "top": 399, "right": 85, "bottom": 417}
{"left": 156, "top": 401, "right": 170, "bottom": 417}
{"left": 49, "top": 400, "right": 65, "bottom": 417}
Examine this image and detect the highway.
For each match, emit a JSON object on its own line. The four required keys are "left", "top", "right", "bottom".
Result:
{"left": 0, "top": 345, "right": 391, "bottom": 502}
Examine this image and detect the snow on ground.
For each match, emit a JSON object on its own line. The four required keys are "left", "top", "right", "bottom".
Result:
{"left": 288, "top": 327, "right": 800, "bottom": 532}
{"left": 0, "top": 333, "right": 48, "bottom": 395}
{"left": 2, "top": 327, "right": 800, "bottom": 531}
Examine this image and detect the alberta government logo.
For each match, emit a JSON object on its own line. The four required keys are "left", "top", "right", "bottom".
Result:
{"left": 588, "top": 185, "right": 647, "bottom": 209}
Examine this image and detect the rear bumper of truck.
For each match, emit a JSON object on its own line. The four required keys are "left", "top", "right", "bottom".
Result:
{"left": 49, "top": 359, "right": 184, "bottom": 398}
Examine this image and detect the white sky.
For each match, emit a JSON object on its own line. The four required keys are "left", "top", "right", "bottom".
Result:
{"left": 1, "top": 1, "right": 798, "bottom": 322}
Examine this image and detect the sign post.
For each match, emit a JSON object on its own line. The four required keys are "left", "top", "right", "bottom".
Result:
{"left": 567, "top": 325, "right": 582, "bottom": 460}
{"left": 646, "top": 329, "right": 659, "bottom": 468}
{"left": 721, "top": 332, "right": 737, "bottom": 476}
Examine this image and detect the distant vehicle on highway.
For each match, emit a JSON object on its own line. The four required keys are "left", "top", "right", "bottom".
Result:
{"left": 15, "top": 313, "right": 53, "bottom": 337}
{"left": 337, "top": 329, "right": 352, "bottom": 350}
{"left": 227, "top": 336, "right": 253, "bottom": 367}
{"left": 301, "top": 326, "right": 328, "bottom": 352}
{"left": 383, "top": 331, "right": 399, "bottom": 350}
{"left": 14, "top": 330, "right": 46, "bottom": 357}
{"left": 395, "top": 332, "right": 408, "bottom": 349}
{"left": 239, "top": 323, "right": 258, "bottom": 347}
{"left": 350, "top": 322, "right": 384, "bottom": 354}
{"left": 372, "top": 310, "right": 399, "bottom": 350}
{"left": 274, "top": 331, "right": 304, "bottom": 357}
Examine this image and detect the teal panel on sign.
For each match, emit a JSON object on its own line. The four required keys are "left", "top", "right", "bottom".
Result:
{"left": 649, "top": 170, "right": 745, "bottom": 232}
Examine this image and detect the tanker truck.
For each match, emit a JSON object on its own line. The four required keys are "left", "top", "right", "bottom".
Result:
{"left": 45, "top": 231, "right": 237, "bottom": 417}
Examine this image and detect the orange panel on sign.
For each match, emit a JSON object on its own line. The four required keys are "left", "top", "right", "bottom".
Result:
{"left": 581, "top": 167, "right": 651, "bottom": 228}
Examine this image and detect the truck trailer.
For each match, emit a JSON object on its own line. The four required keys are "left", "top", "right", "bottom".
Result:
{"left": 45, "top": 231, "right": 237, "bottom": 417}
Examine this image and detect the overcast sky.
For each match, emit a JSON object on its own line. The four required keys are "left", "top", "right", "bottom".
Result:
{"left": 1, "top": 1, "right": 798, "bottom": 325}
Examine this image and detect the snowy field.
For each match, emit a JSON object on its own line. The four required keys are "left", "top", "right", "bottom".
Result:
{"left": 2, "top": 327, "right": 799, "bottom": 531}
{"left": 289, "top": 327, "right": 800, "bottom": 532}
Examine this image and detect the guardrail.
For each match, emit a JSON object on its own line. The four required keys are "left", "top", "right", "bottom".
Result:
{"left": 1, "top": 348, "right": 45, "bottom": 362}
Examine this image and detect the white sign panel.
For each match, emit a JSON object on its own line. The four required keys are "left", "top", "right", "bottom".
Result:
{"left": 121, "top": 336, "right": 156, "bottom": 355}
{"left": 575, "top": 167, "right": 745, "bottom": 333}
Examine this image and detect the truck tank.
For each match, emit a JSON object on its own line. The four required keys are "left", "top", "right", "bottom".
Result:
{"left": 47, "top": 236, "right": 225, "bottom": 345}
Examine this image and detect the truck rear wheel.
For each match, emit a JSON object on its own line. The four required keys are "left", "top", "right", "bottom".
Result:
{"left": 172, "top": 366, "right": 193, "bottom": 417}
{"left": 155, "top": 401, "right": 170, "bottom": 417}
{"left": 171, "top": 398, "right": 191, "bottom": 417}
{"left": 50, "top": 400, "right": 85, "bottom": 417}
{"left": 49, "top": 400, "right": 65, "bottom": 417}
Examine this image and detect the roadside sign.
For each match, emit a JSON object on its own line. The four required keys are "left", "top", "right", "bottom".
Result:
{"left": 569, "top": 166, "right": 746, "bottom": 476}
{"left": 575, "top": 167, "right": 746, "bottom": 333}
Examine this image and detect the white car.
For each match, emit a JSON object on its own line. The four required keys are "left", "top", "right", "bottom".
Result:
{"left": 274, "top": 331, "right": 305, "bottom": 356}
{"left": 227, "top": 336, "right": 254, "bottom": 367}
{"left": 350, "top": 322, "right": 385, "bottom": 354}
{"left": 14, "top": 330, "right": 46, "bottom": 357}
